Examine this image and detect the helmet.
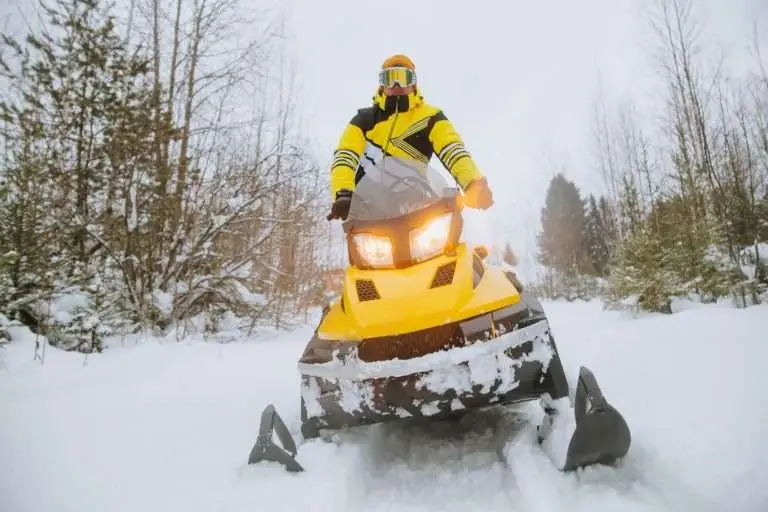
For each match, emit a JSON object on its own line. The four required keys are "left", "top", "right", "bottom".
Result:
{"left": 379, "top": 54, "right": 417, "bottom": 89}
{"left": 381, "top": 54, "right": 415, "bottom": 70}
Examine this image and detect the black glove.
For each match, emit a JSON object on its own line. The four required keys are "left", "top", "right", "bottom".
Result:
{"left": 326, "top": 189, "right": 352, "bottom": 220}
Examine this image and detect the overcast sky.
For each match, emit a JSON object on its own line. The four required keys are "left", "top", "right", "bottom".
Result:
{"left": 271, "top": 0, "right": 767, "bottom": 274}
{"left": 2, "top": 0, "right": 766, "bottom": 275}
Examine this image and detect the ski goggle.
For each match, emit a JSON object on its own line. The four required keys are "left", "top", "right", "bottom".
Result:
{"left": 379, "top": 67, "right": 416, "bottom": 88}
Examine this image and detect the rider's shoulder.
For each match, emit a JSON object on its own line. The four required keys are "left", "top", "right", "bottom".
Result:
{"left": 349, "top": 106, "right": 377, "bottom": 131}
{"left": 418, "top": 102, "right": 448, "bottom": 126}
{"left": 418, "top": 100, "right": 442, "bottom": 114}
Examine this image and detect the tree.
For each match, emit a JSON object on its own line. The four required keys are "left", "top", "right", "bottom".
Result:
{"left": 0, "top": 0, "right": 327, "bottom": 349}
{"left": 537, "top": 173, "right": 589, "bottom": 275}
{"left": 583, "top": 195, "right": 612, "bottom": 277}
{"left": 599, "top": 196, "right": 619, "bottom": 259}
{"left": 575, "top": 0, "right": 768, "bottom": 310}
{"left": 0, "top": 0, "right": 155, "bottom": 350}
{"left": 536, "top": 173, "right": 597, "bottom": 299}
{"left": 502, "top": 243, "right": 518, "bottom": 267}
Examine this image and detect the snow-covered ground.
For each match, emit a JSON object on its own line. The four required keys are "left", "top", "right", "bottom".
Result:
{"left": 2, "top": 299, "right": 767, "bottom": 512}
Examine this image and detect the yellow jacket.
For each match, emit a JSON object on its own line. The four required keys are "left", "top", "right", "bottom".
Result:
{"left": 330, "top": 87, "right": 483, "bottom": 199}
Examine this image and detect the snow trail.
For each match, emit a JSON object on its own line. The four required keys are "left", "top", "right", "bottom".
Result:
{"left": 1, "top": 300, "right": 767, "bottom": 511}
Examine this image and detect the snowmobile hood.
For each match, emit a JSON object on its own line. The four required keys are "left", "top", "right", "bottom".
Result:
{"left": 317, "top": 242, "right": 522, "bottom": 341}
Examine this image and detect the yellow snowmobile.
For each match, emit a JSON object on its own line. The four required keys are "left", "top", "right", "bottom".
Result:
{"left": 248, "top": 156, "right": 630, "bottom": 473}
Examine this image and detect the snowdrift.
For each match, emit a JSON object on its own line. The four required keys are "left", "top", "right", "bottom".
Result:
{"left": 1, "top": 299, "right": 767, "bottom": 512}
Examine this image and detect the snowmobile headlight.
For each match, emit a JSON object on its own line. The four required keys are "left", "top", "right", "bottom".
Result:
{"left": 353, "top": 233, "right": 394, "bottom": 268}
{"left": 409, "top": 213, "right": 452, "bottom": 263}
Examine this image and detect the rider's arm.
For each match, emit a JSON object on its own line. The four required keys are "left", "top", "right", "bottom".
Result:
{"left": 330, "top": 118, "right": 367, "bottom": 200}
{"left": 428, "top": 111, "right": 483, "bottom": 190}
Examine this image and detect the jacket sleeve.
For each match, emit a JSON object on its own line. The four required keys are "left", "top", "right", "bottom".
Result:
{"left": 330, "top": 118, "right": 367, "bottom": 200}
{"left": 428, "top": 111, "right": 483, "bottom": 190}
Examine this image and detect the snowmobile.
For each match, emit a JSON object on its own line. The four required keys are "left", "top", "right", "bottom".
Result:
{"left": 248, "top": 156, "right": 631, "bottom": 473}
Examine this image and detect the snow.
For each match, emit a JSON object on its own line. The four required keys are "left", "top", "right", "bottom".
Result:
{"left": 152, "top": 289, "right": 174, "bottom": 315}
{"left": 43, "top": 290, "right": 91, "bottom": 324}
{"left": 302, "top": 320, "right": 553, "bottom": 420}
{"left": 2, "top": 300, "right": 768, "bottom": 511}
{"left": 231, "top": 280, "right": 267, "bottom": 306}
{"left": 127, "top": 183, "right": 138, "bottom": 232}
{"left": 537, "top": 397, "right": 577, "bottom": 471}
{"left": 301, "top": 319, "right": 552, "bottom": 380}
{"left": 738, "top": 243, "right": 768, "bottom": 281}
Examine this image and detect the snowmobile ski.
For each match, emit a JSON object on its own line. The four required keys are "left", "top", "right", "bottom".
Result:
{"left": 538, "top": 366, "right": 631, "bottom": 471}
{"left": 248, "top": 404, "right": 304, "bottom": 472}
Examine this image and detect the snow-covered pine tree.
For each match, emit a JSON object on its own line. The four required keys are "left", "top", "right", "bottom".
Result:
{"left": 0, "top": 0, "right": 158, "bottom": 350}
{"left": 1, "top": 0, "right": 327, "bottom": 346}
{"left": 605, "top": 169, "right": 683, "bottom": 312}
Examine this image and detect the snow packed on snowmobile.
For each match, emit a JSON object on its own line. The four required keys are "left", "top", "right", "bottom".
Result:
{"left": 248, "top": 156, "right": 631, "bottom": 473}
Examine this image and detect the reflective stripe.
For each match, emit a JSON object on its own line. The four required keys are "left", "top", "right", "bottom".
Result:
{"left": 391, "top": 138, "right": 429, "bottom": 163}
{"left": 333, "top": 149, "right": 360, "bottom": 170}
{"left": 439, "top": 142, "right": 470, "bottom": 169}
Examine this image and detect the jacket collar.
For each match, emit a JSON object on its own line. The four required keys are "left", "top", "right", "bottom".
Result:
{"left": 372, "top": 86, "right": 423, "bottom": 114}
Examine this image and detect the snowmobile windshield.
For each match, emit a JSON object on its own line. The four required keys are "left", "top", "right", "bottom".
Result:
{"left": 347, "top": 156, "right": 459, "bottom": 222}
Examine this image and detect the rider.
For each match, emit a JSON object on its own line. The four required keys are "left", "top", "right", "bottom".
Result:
{"left": 327, "top": 54, "right": 494, "bottom": 220}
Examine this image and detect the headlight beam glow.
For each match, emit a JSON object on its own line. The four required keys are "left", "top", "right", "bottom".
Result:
{"left": 409, "top": 213, "right": 452, "bottom": 263}
{"left": 353, "top": 233, "right": 394, "bottom": 268}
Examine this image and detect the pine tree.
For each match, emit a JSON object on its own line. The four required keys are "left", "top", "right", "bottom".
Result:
{"left": 759, "top": 193, "right": 768, "bottom": 243}
{"left": 755, "top": 248, "right": 767, "bottom": 285}
{"left": 0, "top": 35, "right": 62, "bottom": 329}
{"left": 502, "top": 243, "right": 518, "bottom": 267}
{"left": 608, "top": 223, "right": 676, "bottom": 313}
{"left": 583, "top": 195, "right": 612, "bottom": 277}
{"left": 0, "top": 0, "right": 329, "bottom": 342}
{"left": 536, "top": 173, "right": 595, "bottom": 299}
{"left": 537, "top": 173, "right": 589, "bottom": 275}
{"left": 598, "top": 196, "right": 619, "bottom": 263}
{"left": 0, "top": 0, "right": 155, "bottom": 349}
{"left": 606, "top": 179, "right": 682, "bottom": 312}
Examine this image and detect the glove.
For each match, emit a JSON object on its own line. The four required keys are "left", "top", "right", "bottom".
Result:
{"left": 463, "top": 177, "right": 493, "bottom": 209}
{"left": 326, "top": 189, "right": 353, "bottom": 220}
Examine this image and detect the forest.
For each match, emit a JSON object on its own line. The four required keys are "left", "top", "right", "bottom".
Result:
{"left": 533, "top": 1, "right": 768, "bottom": 312}
{"left": 0, "top": 0, "right": 334, "bottom": 352}
{"left": 1, "top": 0, "right": 766, "bottom": 355}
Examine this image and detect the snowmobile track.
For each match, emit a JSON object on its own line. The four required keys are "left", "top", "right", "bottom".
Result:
{"left": 333, "top": 407, "right": 526, "bottom": 511}
{"left": 303, "top": 404, "right": 722, "bottom": 512}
